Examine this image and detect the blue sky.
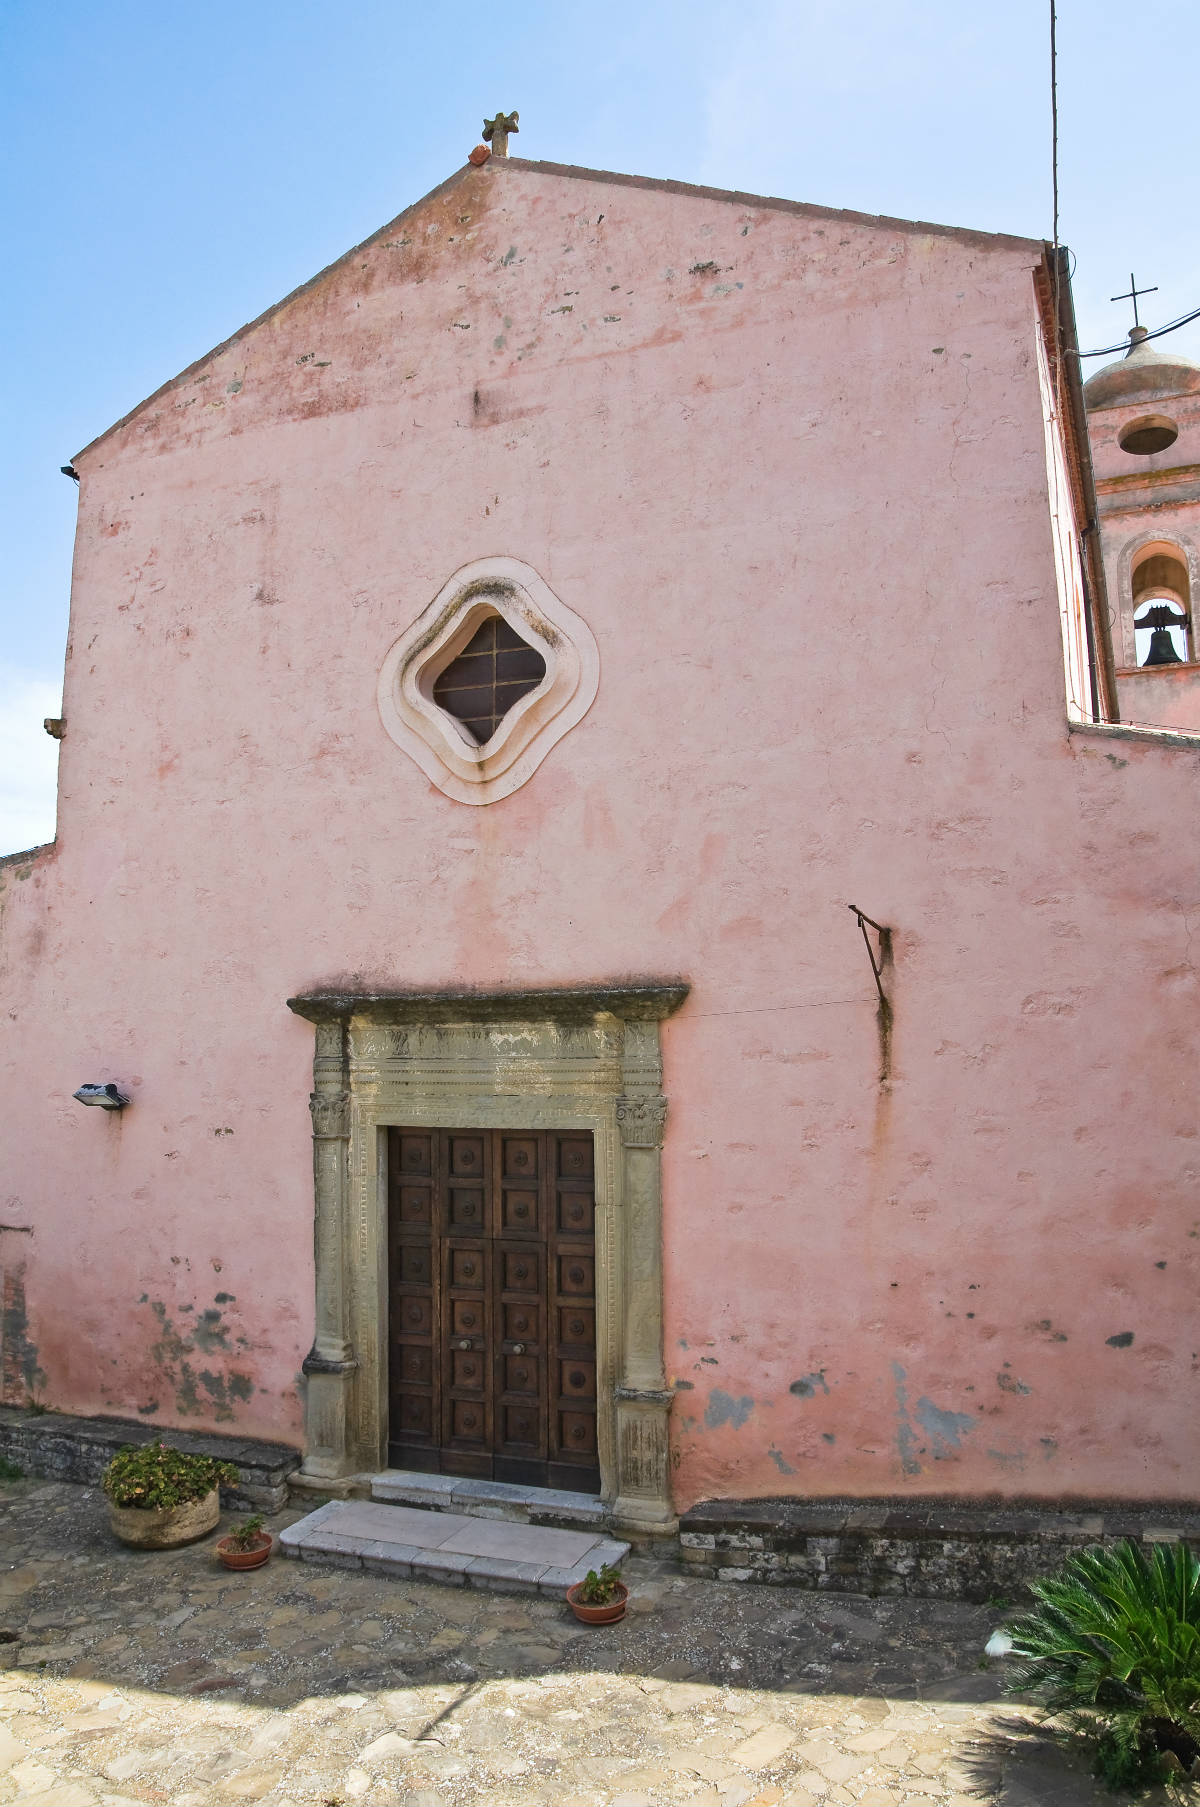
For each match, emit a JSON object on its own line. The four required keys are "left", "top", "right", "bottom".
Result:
{"left": 2, "top": 0, "right": 1198, "bottom": 850}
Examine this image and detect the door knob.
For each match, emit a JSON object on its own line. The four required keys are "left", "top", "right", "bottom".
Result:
{"left": 458, "top": 1338, "right": 472, "bottom": 1350}
{"left": 511, "top": 1343, "right": 526, "bottom": 1355}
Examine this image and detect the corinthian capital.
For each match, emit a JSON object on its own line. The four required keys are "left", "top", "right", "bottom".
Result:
{"left": 309, "top": 1090, "right": 350, "bottom": 1139}
{"left": 616, "top": 1093, "right": 668, "bottom": 1148}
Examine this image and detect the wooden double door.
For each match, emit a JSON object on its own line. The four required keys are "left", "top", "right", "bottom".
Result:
{"left": 387, "top": 1127, "right": 600, "bottom": 1492}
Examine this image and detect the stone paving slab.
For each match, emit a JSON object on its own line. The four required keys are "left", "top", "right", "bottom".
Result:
{"left": 281, "top": 1497, "right": 629, "bottom": 1594}
{"left": 3, "top": 1476, "right": 1192, "bottom": 1807}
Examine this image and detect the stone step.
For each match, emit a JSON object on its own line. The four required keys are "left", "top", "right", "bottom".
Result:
{"left": 369, "top": 1469, "right": 606, "bottom": 1528}
{"left": 280, "top": 1498, "right": 628, "bottom": 1596}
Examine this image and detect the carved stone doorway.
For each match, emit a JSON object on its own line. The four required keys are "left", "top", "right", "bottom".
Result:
{"left": 286, "top": 985, "right": 688, "bottom": 1537}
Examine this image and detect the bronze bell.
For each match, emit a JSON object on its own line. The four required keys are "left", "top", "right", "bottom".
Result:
{"left": 1139, "top": 603, "right": 1186, "bottom": 666}
{"left": 1143, "top": 626, "right": 1183, "bottom": 666}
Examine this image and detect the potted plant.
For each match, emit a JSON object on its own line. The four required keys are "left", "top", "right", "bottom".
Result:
{"left": 102, "top": 1440, "right": 237, "bottom": 1550}
{"left": 566, "top": 1562, "right": 629, "bottom": 1625}
{"left": 216, "top": 1513, "right": 273, "bottom": 1571}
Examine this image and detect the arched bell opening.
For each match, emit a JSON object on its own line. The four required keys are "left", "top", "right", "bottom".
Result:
{"left": 1132, "top": 545, "right": 1191, "bottom": 667}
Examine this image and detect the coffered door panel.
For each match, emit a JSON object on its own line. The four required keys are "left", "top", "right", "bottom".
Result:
{"left": 438, "top": 1132, "right": 494, "bottom": 1476}
{"left": 388, "top": 1126, "right": 598, "bottom": 1491}
{"left": 549, "top": 1132, "right": 599, "bottom": 1489}
{"left": 386, "top": 1129, "right": 439, "bottom": 1468}
{"left": 492, "top": 1132, "right": 548, "bottom": 1482}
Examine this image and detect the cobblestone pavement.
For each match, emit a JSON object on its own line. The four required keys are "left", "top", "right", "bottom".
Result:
{"left": 0, "top": 1478, "right": 1188, "bottom": 1806}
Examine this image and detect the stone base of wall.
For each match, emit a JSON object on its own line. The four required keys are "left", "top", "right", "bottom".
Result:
{"left": 679, "top": 1496, "right": 1200, "bottom": 1601}
{"left": 0, "top": 1407, "right": 301, "bottom": 1513}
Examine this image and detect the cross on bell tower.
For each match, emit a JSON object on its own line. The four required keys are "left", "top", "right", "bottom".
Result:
{"left": 1111, "top": 271, "right": 1158, "bottom": 332}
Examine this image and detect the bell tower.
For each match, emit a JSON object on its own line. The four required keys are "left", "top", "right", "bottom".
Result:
{"left": 1084, "top": 326, "right": 1200, "bottom": 732}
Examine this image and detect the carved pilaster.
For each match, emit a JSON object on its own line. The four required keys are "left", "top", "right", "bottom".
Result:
{"left": 302, "top": 1019, "right": 357, "bottom": 1478}
{"left": 613, "top": 1385, "right": 677, "bottom": 1536}
{"left": 612, "top": 1020, "right": 674, "bottom": 1529}
{"left": 619, "top": 1018, "right": 663, "bottom": 1094}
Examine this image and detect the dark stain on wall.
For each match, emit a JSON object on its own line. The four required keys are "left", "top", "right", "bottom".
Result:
{"left": 789, "top": 1370, "right": 830, "bottom": 1398}
{"left": 703, "top": 1388, "right": 754, "bottom": 1430}
{"left": 997, "top": 1367, "right": 1032, "bottom": 1395}
{"left": 0, "top": 1258, "right": 46, "bottom": 1402}
{"left": 143, "top": 1296, "right": 256, "bottom": 1422}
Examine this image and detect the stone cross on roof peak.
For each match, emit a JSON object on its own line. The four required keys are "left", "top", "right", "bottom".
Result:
{"left": 482, "top": 111, "right": 519, "bottom": 157}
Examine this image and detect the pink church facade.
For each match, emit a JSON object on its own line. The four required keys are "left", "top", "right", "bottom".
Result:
{"left": 2, "top": 154, "right": 1198, "bottom": 1535}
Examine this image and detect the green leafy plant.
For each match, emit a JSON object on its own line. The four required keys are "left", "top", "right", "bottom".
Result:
{"left": 1004, "top": 1539, "right": 1200, "bottom": 1789}
{"left": 0, "top": 1456, "right": 23, "bottom": 1482}
{"left": 227, "top": 1513, "right": 267, "bottom": 1551}
{"left": 576, "top": 1562, "right": 624, "bottom": 1606}
{"left": 101, "top": 1440, "right": 237, "bottom": 1510}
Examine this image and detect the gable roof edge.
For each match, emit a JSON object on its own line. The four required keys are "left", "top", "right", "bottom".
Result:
{"left": 72, "top": 164, "right": 475, "bottom": 463}
{"left": 503, "top": 156, "right": 1046, "bottom": 255}
{"left": 74, "top": 154, "right": 1045, "bottom": 464}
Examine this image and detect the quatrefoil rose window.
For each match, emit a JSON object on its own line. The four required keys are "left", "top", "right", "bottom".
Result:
{"left": 377, "top": 557, "right": 600, "bottom": 804}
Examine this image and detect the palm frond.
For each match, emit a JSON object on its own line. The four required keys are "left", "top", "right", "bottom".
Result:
{"left": 1003, "top": 1539, "right": 1200, "bottom": 1788}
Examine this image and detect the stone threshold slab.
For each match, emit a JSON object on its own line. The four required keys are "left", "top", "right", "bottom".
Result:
{"left": 370, "top": 1469, "right": 605, "bottom": 1527}
{"left": 281, "top": 1498, "right": 628, "bottom": 1596}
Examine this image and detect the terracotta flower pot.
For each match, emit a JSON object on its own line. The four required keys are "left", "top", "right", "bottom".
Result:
{"left": 215, "top": 1532, "right": 273, "bottom": 1571}
{"left": 108, "top": 1486, "right": 221, "bottom": 1550}
{"left": 566, "top": 1580, "right": 629, "bottom": 1625}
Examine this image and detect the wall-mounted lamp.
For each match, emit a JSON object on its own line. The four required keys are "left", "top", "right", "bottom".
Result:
{"left": 74, "top": 1083, "right": 128, "bottom": 1110}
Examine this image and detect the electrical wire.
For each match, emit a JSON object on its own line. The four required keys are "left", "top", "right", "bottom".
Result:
{"left": 1077, "top": 303, "right": 1200, "bottom": 359}
{"left": 1051, "top": 3, "right": 1198, "bottom": 364}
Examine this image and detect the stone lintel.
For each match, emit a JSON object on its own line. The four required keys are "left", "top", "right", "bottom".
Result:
{"left": 287, "top": 982, "right": 690, "bottom": 1026}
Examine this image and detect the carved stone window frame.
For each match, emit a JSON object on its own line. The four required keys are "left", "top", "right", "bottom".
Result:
{"left": 287, "top": 984, "right": 688, "bottom": 1537}
{"left": 376, "top": 557, "right": 600, "bottom": 805}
